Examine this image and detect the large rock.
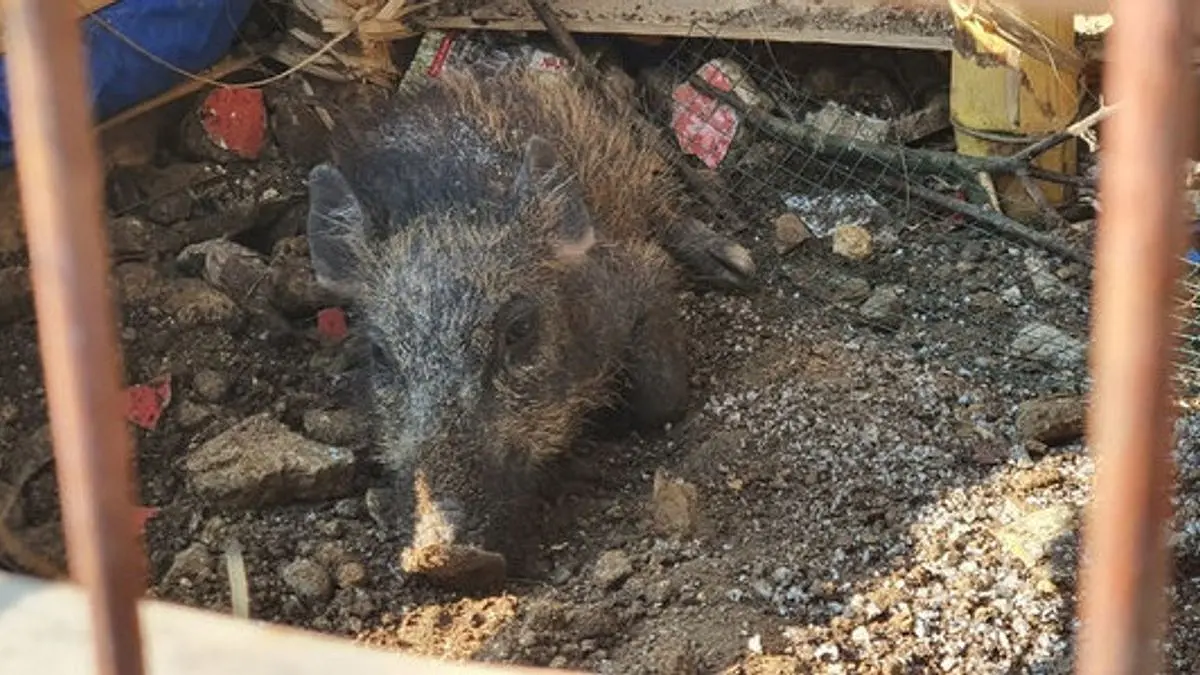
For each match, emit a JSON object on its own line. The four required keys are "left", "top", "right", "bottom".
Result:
{"left": 185, "top": 413, "right": 356, "bottom": 508}
{"left": 1010, "top": 322, "right": 1085, "bottom": 368}
{"left": 1015, "top": 396, "right": 1086, "bottom": 446}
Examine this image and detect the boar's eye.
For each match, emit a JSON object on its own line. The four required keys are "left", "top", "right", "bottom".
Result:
{"left": 495, "top": 296, "right": 539, "bottom": 363}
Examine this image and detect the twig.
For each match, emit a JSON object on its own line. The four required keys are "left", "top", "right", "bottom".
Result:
{"left": 880, "top": 176, "right": 1092, "bottom": 265}
{"left": 524, "top": 0, "right": 746, "bottom": 228}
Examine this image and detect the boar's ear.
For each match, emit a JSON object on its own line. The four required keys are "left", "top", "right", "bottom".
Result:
{"left": 512, "top": 135, "right": 595, "bottom": 262}
{"left": 307, "top": 163, "right": 369, "bottom": 299}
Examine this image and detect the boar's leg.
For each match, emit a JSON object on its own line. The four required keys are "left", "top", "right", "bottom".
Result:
{"left": 659, "top": 216, "right": 756, "bottom": 291}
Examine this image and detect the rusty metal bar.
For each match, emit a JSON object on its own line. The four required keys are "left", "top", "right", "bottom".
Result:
{"left": 2, "top": 1, "right": 147, "bottom": 675}
{"left": 1076, "top": 1, "right": 1195, "bottom": 674}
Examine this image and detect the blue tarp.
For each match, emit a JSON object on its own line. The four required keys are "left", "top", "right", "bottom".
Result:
{"left": 0, "top": 0, "right": 256, "bottom": 167}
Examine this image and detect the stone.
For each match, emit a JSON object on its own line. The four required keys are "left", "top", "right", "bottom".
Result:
{"left": 162, "top": 279, "right": 240, "bottom": 328}
{"left": 281, "top": 557, "right": 333, "bottom": 603}
{"left": 269, "top": 237, "right": 335, "bottom": 317}
{"left": 859, "top": 285, "right": 904, "bottom": 326}
{"left": 335, "top": 561, "right": 367, "bottom": 588}
{"left": 1015, "top": 396, "right": 1086, "bottom": 446}
{"left": 108, "top": 216, "right": 156, "bottom": 256}
{"left": 0, "top": 266, "right": 33, "bottom": 325}
{"left": 992, "top": 504, "right": 1076, "bottom": 568}
{"left": 592, "top": 550, "right": 633, "bottom": 590}
{"left": 113, "top": 263, "right": 163, "bottom": 305}
{"left": 832, "top": 224, "right": 873, "bottom": 261}
{"left": 1010, "top": 322, "right": 1086, "bottom": 368}
{"left": 175, "top": 400, "right": 217, "bottom": 430}
{"left": 146, "top": 191, "right": 194, "bottom": 225}
{"left": 650, "top": 468, "right": 700, "bottom": 538}
{"left": 830, "top": 276, "right": 871, "bottom": 304}
{"left": 302, "top": 408, "right": 370, "bottom": 447}
{"left": 1025, "top": 256, "right": 1069, "bottom": 300}
{"left": 185, "top": 413, "right": 356, "bottom": 508}
{"left": 178, "top": 239, "right": 278, "bottom": 319}
{"left": 192, "top": 369, "right": 230, "bottom": 404}
{"left": 772, "top": 212, "right": 811, "bottom": 254}
{"left": 164, "top": 543, "right": 214, "bottom": 585}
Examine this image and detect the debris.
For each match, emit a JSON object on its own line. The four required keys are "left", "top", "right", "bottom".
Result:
{"left": 174, "top": 400, "right": 217, "bottom": 430}
{"left": 335, "top": 561, "right": 367, "bottom": 589}
{"left": 185, "top": 413, "right": 356, "bottom": 508}
{"left": 1010, "top": 322, "right": 1086, "bottom": 368}
{"left": 992, "top": 505, "right": 1076, "bottom": 569}
{"left": 161, "top": 278, "right": 241, "bottom": 328}
{"left": 199, "top": 88, "right": 267, "bottom": 160}
{"left": 146, "top": 191, "right": 195, "bottom": 225}
{"left": 832, "top": 224, "right": 873, "bottom": 261}
{"left": 317, "top": 307, "right": 349, "bottom": 344}
{"left": 859, "top": 285, "right": 904, "bottom": 326}
{"left": 164, "top": 542, "right": 215, "bottom": 585}
{"left": 1015, "top": 396, "right": 1086, "bottom": 446}
{"left": 782, "top": 190, "right": 888, "bottom": 238}
{"left": 670, "top": 59, "right": 768, "bottom": 169}
{"left": 191, "top": 369, "right": 230, "bottom": 404}
{"left": 773, "top": 213, "right": 812, "bottom": 254}
{"left": 651, "top": 468, "right": 700, "bottom": 538}
{"left": 302, "top": 408, "right": 369, "bottom": 447}
{"left": 125, "top": 374, "right": 173, "bottom": 431}
{"left": 109, "top": 216, "right": 156, "bottom": 256}
{"left": 282, "top": 557, "right": 334, "bottom": 603}
{"left": 592, "top": 549, "right": 634, "bottom": 590}
{"left": 112, "top": 262, "right": 163, "bottom": 305}
{"left": 177, "top": 239, "right": 279, "bottom": 321}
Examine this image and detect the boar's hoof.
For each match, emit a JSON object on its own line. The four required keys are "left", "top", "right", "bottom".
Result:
{"left": 400, "top": 543, "right": 507, "bottom": 590}
{"left": 666, "top": 217, "right": 757, "bottom": 292}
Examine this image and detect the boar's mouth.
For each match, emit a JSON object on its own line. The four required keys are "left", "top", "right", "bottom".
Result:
{"left": 399, "top": 542, "right": 507, "bottom": 590}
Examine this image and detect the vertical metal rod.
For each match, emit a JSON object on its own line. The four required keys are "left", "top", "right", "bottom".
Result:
{"left": 1076, "top": 1, "right": 1194, "bottom": 673}
{"left": 2, "top": 2, "right": 147, "bottom": 675}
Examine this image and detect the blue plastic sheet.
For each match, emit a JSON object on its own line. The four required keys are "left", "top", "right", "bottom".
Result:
{"left": 0, "top": 0, "right": 255, "bottom": 167}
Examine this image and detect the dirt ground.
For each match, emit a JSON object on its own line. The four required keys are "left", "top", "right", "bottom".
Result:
{"left": 1, "top": 35, "right": 1199, "bottom": 675}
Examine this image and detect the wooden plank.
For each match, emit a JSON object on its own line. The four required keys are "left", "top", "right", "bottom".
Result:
{"left": 0, "top": 571, "right": 570, "bottom": 675}
{"left": 0, "top": 0, "right": 119, "bottom": 55}
{"left": 413, "top": 0, "right": 956, "bottom": 50}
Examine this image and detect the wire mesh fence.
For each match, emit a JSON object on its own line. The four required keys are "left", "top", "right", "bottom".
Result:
{"left": 624, "top": 26, "right": 1121, "bottom": 412}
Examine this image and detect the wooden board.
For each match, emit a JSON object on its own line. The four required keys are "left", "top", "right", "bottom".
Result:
{"left": 413, "top": 0, "right": 956, "bottom": 51}
{"left": 0, "top": 571, "right": 567, "bottom": 675}
{"left": 0, "top": 0, "right": 120, "bottom": 55}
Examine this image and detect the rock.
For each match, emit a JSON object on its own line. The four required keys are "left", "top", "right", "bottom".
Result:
{"left": 1010, "top": 322, "right": 1086, "bottom": 368}
{"left": 335, "top": 561, "right": 367, "bottom": 588}
{"left": 1025, "top": 256, "right": 1069, "bottom": 300}
{"left": 267, "top": 89, "right": 331, "bottom": 168}
{"left": 281, "top": 557, "right": 334, "bottom": 603}
{"left": 829, "top": 275, "right": 871, "bottom": 304}
{"left": 162, "top": 279, "right": 240, "bottom": 328}
{"left": 178, "top": 239, "right": 277, "bottom": 319}
{"left": 164, "top": 543, "right": 214, "bottom": 585}
{"left": 108, "top": 216, "right": 156, "bottom": 256}
{"left": 175, "top": 400, "right": 217, "bottom": 430}
{"left": 113, "top": 263, "right": 163, "bottom": 305}
{"left": 185, "top": 413, "right": 356, "bottom": 508}
{"left": 992, "top": 504, "right": 1076, "bottom": 568}
{"left": 859, "top": 285, "right": 904, "bottom": 326}
{"left": 146, "top": 191, "right": 194, "bottom": 225}
{"left": 772, "top": 213, "right": 811, "bottom": 254}
{"left": 0, "top": 266, "right": 32, "bottom": 324}
{"left": 592, "top": 550, "right": 633, "bottom": 590}
{"left": 0, "top": 399, "right": 17, "bottom": 426}
{"left": 191, "top": 369, "right": 230, "bottom": 403}
{"left": 650, "top": 639, "right": 700, "bottom": 675}
{"left": 832, "top": 224, "right": 873, "bottom": 260}
{"left": 1015, "top": 396, "right": 1086, "bottom": 446}
{"left": 302, "top": 408, "right": 369, "bottom": 447}
{"left": 650, "top": 468, "right": 700, "bottom": 538}
{"left": 269, "top": 237, "right": 335, "bottom": 317}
